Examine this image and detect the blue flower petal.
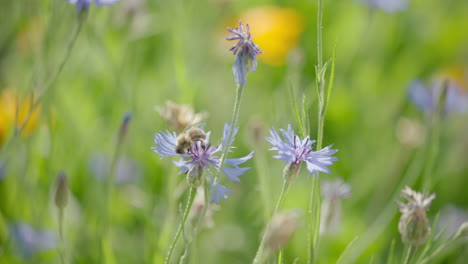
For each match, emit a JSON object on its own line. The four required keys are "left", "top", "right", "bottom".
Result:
{"left": 210, "top": 179, "right": 234, "bottom": 204}
{"left": 222, "top": 166, "right": 250, "bottom": 182}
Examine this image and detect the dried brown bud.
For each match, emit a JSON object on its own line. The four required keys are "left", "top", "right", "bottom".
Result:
{"left": 55, "top": 171, "right": 68, "bottom": 209}
{"left": 397, "top": 187, "right": 435, "bottom": 246}
{"left": 264, "top": 210, "right": 301, "bottom": 252}
{"left": 156, "top": 101, "right": 207, "bottom": 132}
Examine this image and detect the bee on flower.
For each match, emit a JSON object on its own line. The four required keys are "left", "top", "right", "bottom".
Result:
{"left": 152, "top": 123, "right": 253, "bottom": 204}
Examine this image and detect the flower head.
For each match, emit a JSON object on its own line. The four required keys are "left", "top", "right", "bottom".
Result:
{"left": 397, "top": 186, "right": 436, "bottom": 246}
{"left": 322, "top": 178, "right": 352, "bottom": 201}
{"left": 236, "top": 7, "right": 304, "bottom": 66}
{"left": 437, "top": 205, "right": 468, "bottom": 238}
{"left": 66, "top": 0, "right": 121, "bottom": 12}
{"left": 9, "top": 222, "right": 57, "bottom": 258}
{"left": 355, "top": 0, "right": 408, "bottom": 13}
{"left": 88, "top": 153, "right": 141, "bottom": 184}
{"left": 227, "top": 21, "right": 263, "bottom": 86}
{"left": 408, "top": 79, "right": 468, "bottom": 116}
{"left": 266, "top": 125, "right": 338, "bottom": 177}
{"left": 152, "top": 123, "right": 253, "bottom": 204}
{"left": 320, "top": 178, "right": 352, "bottom": 235}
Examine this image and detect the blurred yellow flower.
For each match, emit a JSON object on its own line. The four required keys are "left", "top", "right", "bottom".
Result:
{"left": 435, "top": 66, "right": 468, "bottom": 92}
{"left": 236, "top": 7, "right": 304, "bottom": 66}
{"left": 0, "top": 89, "right": 41, "bottom": 145}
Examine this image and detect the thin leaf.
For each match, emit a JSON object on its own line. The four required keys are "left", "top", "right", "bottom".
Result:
{"left": 289, "top": 81, "right": 305, "bottom": 139}
{"left": 336, "top": 236, "right": 360, "bottom": 264}
{"left": 302, "top": 95, "right": 310, "bottom": 136}
{"left": 323, "top": 44, "right": 337, "bottom": 116}
{"left": 414, "top": 212, "right": 441, "bottom": 263}
{"left": 386, "top": 239, "right": 396, "bottom": 264}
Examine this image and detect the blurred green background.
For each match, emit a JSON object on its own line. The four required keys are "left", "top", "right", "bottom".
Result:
{"left": 0, "top": 0, "right": 467, "bottom": 263}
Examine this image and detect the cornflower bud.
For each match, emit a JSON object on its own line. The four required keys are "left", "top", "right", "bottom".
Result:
{"left": 264, "top": 209, "right": 301, "bottom": 252}
{"left": 55, "top": 171, "right": 68, "bottom": 210}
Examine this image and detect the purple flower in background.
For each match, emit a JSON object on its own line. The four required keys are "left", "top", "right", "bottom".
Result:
{"left": 66, "top": 0, "right": 121, "bottom": 12}
{"left": 356, "top": 0, "right": 408, "bottom": 13}
{"left": 408, "top": 79, "right": 468, "bottom": 115}
{"left": 88, "top": 153, "right": 140, "bottom": 184}
{"left": 320, "top": 178, "right": 352, "bottom": 235}
{"left": 266, "top": 125, "right": 338, "bottom": 177}
{"left": 152, "top": 123, "right": 253, "bottom": 204}
{"left": 9, "top": 223, "right": 57, "bottom": 258}
{"left": 227, "top": 21, "right": 263, "bottom": 86}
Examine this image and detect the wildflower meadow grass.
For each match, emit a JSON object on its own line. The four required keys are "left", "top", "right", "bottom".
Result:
{"left": 1, "top": 0, "right": 468, "bottom": 263}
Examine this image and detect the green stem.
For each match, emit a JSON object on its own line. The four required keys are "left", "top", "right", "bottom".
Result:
{"left": 317, "top": 0, "right": 323, "bottom": 69}
{"left": 164, "top": 187, "right": 197, "bottom": 264}
{"left": 402, "top": 245, "right": 414, "bottom": 264}
{"left": 153, "top": 166, "right": 180, "bottom": 263}
{"left": 176, "top": 81, "right": 246, "bottom": 263}
{"left": 252, "top": 179, "right": 291, "bottom": 264}
{"left": 308, "top": 1, "right": 325, "bottom": 263}
{"left": 421, "top": 117, "right": 440, "bottom": 190}
{"left": 15, "top": 18, "right": 83, "bottom": 138}
{"left": 58, "top": 208, "right": 66, "bottom": 264}
{"left": 216, "top": 83, "right": 245, "bottom": 184}
{"left": 178, "top": 177, "right": 210, "bottom": 264}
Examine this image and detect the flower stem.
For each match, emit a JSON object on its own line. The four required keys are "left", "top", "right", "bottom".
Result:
{"left": 308, "top": 0, "right": 325, "bottom": 263}
{"left": 178, "top": 176, "right": 210, "bottom": 264}
{"left": 177, "top": 83, "right": 246, "bottom": 262}
{"left": 58, "top": 208, "right": 66, "bottom": 264}
{"left": 217, "top": 83, "right": 245, "bottom": 182}
{"left": 252, "top": 179, "right": 291, "bottom": 264}
{"left": 402, "top": 245, "right": 415, "bottom": 264}
{"left": 421, "top": 115, "right": 440, "bottom": 190}
{"left": 164, "top": 187, "right": 197, "bottom": 264}
{"left": 14, "top": 18, "right": 83, "bottom": 138}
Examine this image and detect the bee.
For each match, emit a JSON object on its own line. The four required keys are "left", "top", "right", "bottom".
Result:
{"left": 174, "top": 127, "right": 207, "bottom": 154}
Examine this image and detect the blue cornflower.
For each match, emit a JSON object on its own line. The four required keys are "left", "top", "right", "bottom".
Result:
{"left": 227, "top": 21, "right": 263, "bottom": 86}
{"left": 408, "top": 79, "right": 468, "bottom": 115}
{"left": 355, "top": 0, "right": 407, "bottom": 13}
{"left": 266, "top": 125, "right": 338, "bottom": 178}
{"left": 152, "top": 123, "right": 253, "bottom": 204}
{"left": 88, "top": 153, "right": 141, "bottom": 184}
{"left": 66, "top": 0, "right": 121, "bottom": 12}
{"left": 9, "top": 223, "right": 57, "bottom": 258}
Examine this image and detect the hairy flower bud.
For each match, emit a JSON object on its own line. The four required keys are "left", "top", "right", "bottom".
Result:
{"left": 397, "top": 186, "right": 435, "bottom": 247}
{"left": 54, "top": 171, "right": 68, "bottom": 210}
{"left": 264, "top": 210, "right": 301, "bottom": 252}
{"left": 187, "top": 167, "right": 203, "bottom": 188}
{"left": 399, "top": 207, "right": 431, "bottom": 246}
{"left": 283, "top": 162, "right": 301, "bottom": 181}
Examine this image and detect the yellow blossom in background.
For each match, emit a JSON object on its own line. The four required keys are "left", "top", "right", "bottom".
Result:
{"left": 435, "top": 65, "right": 468, "bottom": 91}
{"left": 0, "top": 89, "right": 41, "bottom": 144}
{"left": 236, "top": 7, "right": 304, "bottom": 66}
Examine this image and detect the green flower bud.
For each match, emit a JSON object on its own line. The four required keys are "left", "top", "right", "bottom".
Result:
{"left": 55, "top": 171, "right": 68, "bottom": 210}
{"left": 283, "top": 162, "right": 301, "bottom": 181}
{"left": 187, "top": 167, "right": 203, "bottom": 188}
